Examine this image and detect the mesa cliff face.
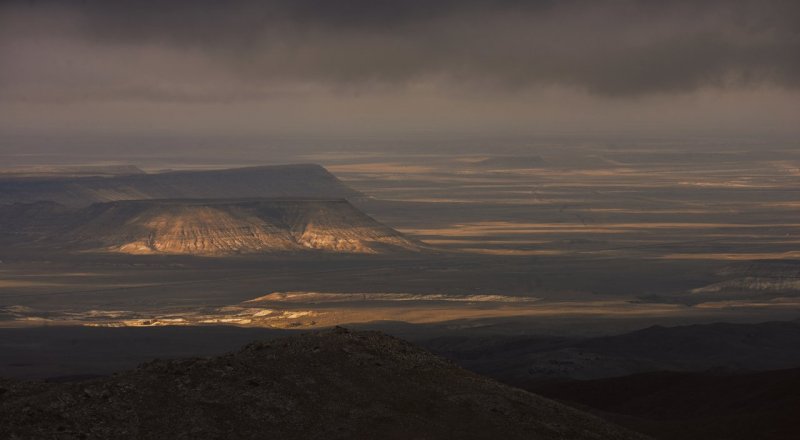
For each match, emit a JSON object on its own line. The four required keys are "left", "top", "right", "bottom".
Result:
{"left": 59, "top": 199, "right": 424, "bottom": 255}
{"left": 0, "top": 329, "right": 645, "bottom": 440}
{"left": 0, "top": 164, "right": 421, "bottom": 255}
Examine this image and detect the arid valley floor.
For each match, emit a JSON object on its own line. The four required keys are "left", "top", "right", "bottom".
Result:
{"left": 3, "top": 144, "right": 799, "bottom": 332}
{"left": 2, "top": 143, "right": 800, "bottom": 439}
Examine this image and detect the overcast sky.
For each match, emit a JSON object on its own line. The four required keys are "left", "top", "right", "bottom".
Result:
{"left": 1, "top": 0, "right": 798, "bottom": 158}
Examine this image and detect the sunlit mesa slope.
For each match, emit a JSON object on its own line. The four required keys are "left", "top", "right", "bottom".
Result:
{"left": 62, "top": 199, "right": 424, "bottom": 255}
{"left": 0, "top": 164, "right": 361, "bottom": 207}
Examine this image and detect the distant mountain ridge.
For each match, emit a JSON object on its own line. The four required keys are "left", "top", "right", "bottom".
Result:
{"left": 0, "top": 198, "right": 424, "bottom": 255}
{"left": 0, "top": 164, "right": 361, "bottom": 207}
{"left": 425, "top": 319, "right": 800, "bottom": 381}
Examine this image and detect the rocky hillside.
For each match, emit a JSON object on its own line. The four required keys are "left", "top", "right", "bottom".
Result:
{"left": 0, "top": 328, "right": 644, "bottom": 440}
{"left": 1, "top": 198, "right": 424, "bottom": 255}
{"left": 0, "top": 164, "right": 361, "bottom": 207}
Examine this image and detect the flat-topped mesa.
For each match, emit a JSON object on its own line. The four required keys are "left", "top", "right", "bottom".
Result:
{"left": 0, "top": 164, "right": 362, "bottom": 207}
{"left": 60, "top": 198, "right": 424, "bottom": 255}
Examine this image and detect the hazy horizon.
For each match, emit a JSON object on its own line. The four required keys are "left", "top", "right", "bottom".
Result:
{"left": 2, "top": 0, "right": 798, "bottom": 160}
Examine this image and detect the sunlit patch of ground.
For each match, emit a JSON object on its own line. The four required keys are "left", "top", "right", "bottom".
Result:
{"left": 420, "top": 239, "right": 550, "bottom": 245}
{"left": 247, "top": 291, "right": 542, "bottom": 304}
{"left": 0, "top": 292, "right": 546, "bottom": 328}
{"left": 326, "top": 162, "right": 437, "bottom": 174}
{"left": 692, "top": 278, "right": 800, "bottom": 294}
{"left": 763, "top": 202, "right": 800, "bottom": 208}
{"left": 583, "top": 208, "right": 720, "bottom": 214}
{"left": 677, "top": 181, "right": 784, "bottom": 188}
{"left": 406, "top": 221, "right": 800, "bottom": 235}
{"left": 90, "top": 308, "right": 320, "bottom": 327}
{"left": 0, "top": 280, "right": 63, "bottom": 288}
{"left": 694, "top": 297, "right": 800, "bottom": 309}
{"left": 6, "top": 292, "right": 798, "bottom": 329}
{"left": 662, "top": 251, "right": 800, "bottom": 260}
{"left": 1, "top": 272, "right": 101, "bottom": 278}
{"left": 457, "top": 248, "right": 568, "bottom": 256}
{"left": 0, "top": 305, "right": 321, "bottom": 328}
{"left": 398, "top": 218, "right": 800, "bottom": 257}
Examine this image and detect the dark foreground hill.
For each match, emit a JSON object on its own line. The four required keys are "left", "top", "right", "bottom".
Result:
{"left": 0, "top": 328, "right": 644, "bottom": 440}
{"left": 0, "top": 164, "right": 360, "bottom": 207}
{"left": 529, "top": 367, "right": 800, "bottom": 440}
{"left": 0, "top": 198, "right": 424, "bottom": 255}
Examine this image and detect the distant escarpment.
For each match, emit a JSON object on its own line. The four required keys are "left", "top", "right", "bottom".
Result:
{"left": 0, "top": 328, "right": 644, "bottom": 440}
{"left": 425, "top": 320, "right": 800, "bottom": 382}
{"left": 1, "top": 199, "right": 424, "bottom": 255}
{"left": 0, "top": 164, "right": 361, "bottom": 207}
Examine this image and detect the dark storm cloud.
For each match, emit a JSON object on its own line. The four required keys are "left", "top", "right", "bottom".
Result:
{"left": 1, "top": 0, "right": 799, "bottom": 97}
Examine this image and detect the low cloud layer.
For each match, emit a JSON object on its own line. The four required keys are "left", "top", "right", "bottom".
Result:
{"left": 0, "top": 1, "right": 797, "bottom": 144}
{"left": 2, "top": 0, "right": 798, "bottom": 99}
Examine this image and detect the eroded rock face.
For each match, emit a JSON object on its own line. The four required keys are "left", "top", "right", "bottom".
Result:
{"left": 42, "top": 199, "right": 424, "bottom": 255}
{"left": 0, "top": 199, "right": 425, "bottom": 255}
{"left": 0, "top": 329, "right": 645, "bottom": 440}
